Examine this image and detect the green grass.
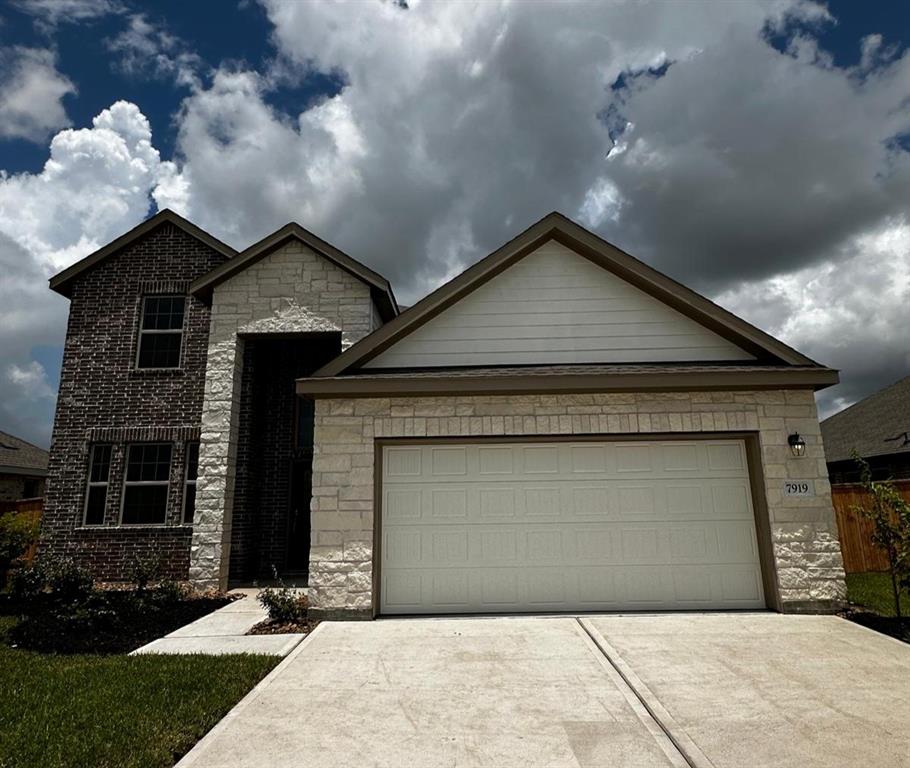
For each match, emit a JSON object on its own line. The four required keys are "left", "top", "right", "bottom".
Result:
{"left": 0, "top": 616, "right": 278, "bottom": 768}
{"left": 846, "top": 572, "right": 910, "bottom": 617}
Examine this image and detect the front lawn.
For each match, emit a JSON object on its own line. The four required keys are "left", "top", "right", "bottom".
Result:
{"left": 844, "top": 571, "right": 909, "bottom": 643}
{"left": 845, "top": 571, "right": 910, "bottom": 617}
{"left": 0, "top": 615, "right": 278, "bottom": 768}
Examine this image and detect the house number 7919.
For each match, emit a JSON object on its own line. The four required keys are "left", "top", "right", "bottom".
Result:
{"left": 783, "top": 481, "right": 814, "bottom": 497}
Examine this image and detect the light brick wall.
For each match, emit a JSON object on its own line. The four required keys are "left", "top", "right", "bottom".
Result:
{"left": 190, "top": 240, "right": 375, "bottom": 588}
{"left": 308, "top": 389, "right": 846, "bottom": 615}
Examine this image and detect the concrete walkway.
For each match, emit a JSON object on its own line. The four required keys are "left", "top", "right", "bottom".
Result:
{"left": 175, "top": 613, "right": 910, "bottom": 768}
{"left": 132, "top": 589, "right": 305, "bottom": 656}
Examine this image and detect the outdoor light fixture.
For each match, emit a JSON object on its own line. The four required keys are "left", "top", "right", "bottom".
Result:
{"left": 787, "top": 432, "right": 806, "bottom": 458}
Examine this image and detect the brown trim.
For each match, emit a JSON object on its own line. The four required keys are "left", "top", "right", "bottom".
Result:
{"left": 315, "top": 211, "right": 823, "bottom": 377}
{"left": 298, "top": 367, "right": 838, "bottom": 397}
{"left": 372, "top": 432, "right": 779, "bottom": 615}
{"left": 744, "top": 435, "right": 781, "bottom": 611}
{"left": 49, "top": 209, "right": 237, "bottom": 298}
{"left": 372, "top": 443, "right": 384, "bottom": 619}
{"left": 0, "top": 465, "right": 47, "bottom": 477}
{"left": 189, "top": 223, "right": 399, "bottom": 320}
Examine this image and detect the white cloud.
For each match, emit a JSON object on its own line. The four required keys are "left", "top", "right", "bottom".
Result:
{"left": 11, "top": 0, "right": 123, "bottom": 27}
{"left": 1, "top": 360, "right": 57, "bottom": 451}
{"left": 106, "top": 14, "right": 202, "bottom": 88}
{"left": 0, "top": 47, "right": 74, "bottom": 142}
{"left": 0, "top": 100, "right": 180, "bottom": 269}
{"left": 0, "top": 101, "right": 177, "bottom": 444}
{"left": 6, "top": 361, "right": 55, "bottom": 400}
{"left": 717, "top": 219, "right": 910, "bottom": 419}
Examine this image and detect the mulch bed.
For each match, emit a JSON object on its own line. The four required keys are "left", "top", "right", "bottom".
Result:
{"left": 247, "top": 618, "right": 319, "bottom": 636}
{"left": 2, "top": 589, "right": 235, "bottom": 654}
{"left": 841, "top": 607, "right": 910, "bottom": 644}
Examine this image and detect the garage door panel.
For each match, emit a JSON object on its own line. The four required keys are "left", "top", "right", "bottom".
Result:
{"left": 480, "top": 529, "right": 518, "bottom": 561}
{"left": 380, "top": 440, "right": 765, "bottom": 614}
{"left": 430, "top": 487, "right": 467, "bottom": 519}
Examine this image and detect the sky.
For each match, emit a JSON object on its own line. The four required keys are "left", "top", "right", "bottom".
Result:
{"left": 0, "top": 0, "right": 908, "bottom": 448}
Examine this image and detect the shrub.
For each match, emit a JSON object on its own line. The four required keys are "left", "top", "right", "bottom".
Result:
{"left": 154, "top": 579, "right": 188, "bottom": 604}
{"left": 0, "top": 511, "right": 41, "bottom": 586}
{"left": 257, "top": 568, "right": 307, "bottom": 624}
{"left": 8, "top": 562, "right": 46, "bottom": 601}
{"left": 45, "top": 558, "right": 95, "bottom": 603}
{"left": 128, "top": 552, "right": 163, "bottom": 594}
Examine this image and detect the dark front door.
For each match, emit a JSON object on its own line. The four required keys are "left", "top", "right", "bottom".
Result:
{"left": 286, "top": 457, "right": 312, "bottom": 577}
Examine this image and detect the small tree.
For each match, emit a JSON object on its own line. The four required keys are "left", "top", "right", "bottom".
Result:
{"left": 852, "top": 454, "right": 910, "bottom": 624}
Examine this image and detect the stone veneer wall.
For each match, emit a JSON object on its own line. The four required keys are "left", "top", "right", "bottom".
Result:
{"left": 190, "top": 239, "right": 378, "bottom": 588}
{"left": 308, "top": 389, "right": 846, "bottom": 616}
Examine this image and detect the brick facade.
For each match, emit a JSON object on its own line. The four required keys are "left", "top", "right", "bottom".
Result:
{"left": 39, "top": 223, "right": 227, "bottom": 580}
{"left": 308, "top": 390, "right": 846, "bottom": 616}
{"left": 190, "top": 238, "right": 381, "bottom": 589}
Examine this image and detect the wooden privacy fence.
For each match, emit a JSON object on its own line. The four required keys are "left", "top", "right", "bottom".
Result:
{"left": 831, "top": 481, "right": 910, "bottom": 574}
{"left": 0, "top": 497, "right": 43, "bottom": 567}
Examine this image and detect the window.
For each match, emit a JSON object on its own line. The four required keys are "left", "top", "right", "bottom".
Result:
{"left": 137, "top": 296, "right": 185, "bottom": 368}
{"left": 83, "top": 444, "right": 112, "bottom": 525}
{"left": 121, "top": 443, "right": 172, "bottom": 524}
{"left": 183, "top": 442, "right": 199, "bottom": 524}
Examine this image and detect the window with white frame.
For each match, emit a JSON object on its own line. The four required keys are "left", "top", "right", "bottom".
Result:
{"left": 136, "top": 296, "right": 185, "bottom": 369}
{"left": 83, "top": 444, "right": 112, "bottom": 525}
{"left": 121, "top": 443, "right": 172, "bottom": 524}
{"left": 183, "top": 442, "right": 199, "bottom": 524}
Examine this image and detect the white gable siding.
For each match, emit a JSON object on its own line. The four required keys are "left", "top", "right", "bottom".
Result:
{"left": 364, "top": 240, "right": 754, "bottom": 368}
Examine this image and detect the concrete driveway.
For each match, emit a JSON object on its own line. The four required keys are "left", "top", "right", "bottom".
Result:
{"left": 178, "top": 614, "right": 910, "bottom": 768}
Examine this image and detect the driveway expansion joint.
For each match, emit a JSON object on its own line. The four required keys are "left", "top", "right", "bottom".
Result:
{"left": 576, "top": 617, "right": 715, "bottom": 768}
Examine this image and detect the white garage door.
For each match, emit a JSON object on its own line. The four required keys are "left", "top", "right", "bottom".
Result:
{"left": 379, "top": 439, "right": 765, "bottom": 614}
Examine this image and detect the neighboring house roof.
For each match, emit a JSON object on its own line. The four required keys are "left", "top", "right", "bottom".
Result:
{"left": 821, "top": 375, "right": 910, "bottom": 463}
{"left": 310, "top": 211, "right": 833, "bottom": 380}
{"left": 190, "top": 223, "right": 399, "bottom": 321}
{"left": 49, "top": 209, "right": 237, "bottom": 298}
{"left": 0, "top": 430, "right": 49, "bottom": 477}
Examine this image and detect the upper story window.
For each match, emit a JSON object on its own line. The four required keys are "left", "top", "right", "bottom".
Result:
{"left": 137, "top": 296, "right": 185, "bottom": 369}
{"left": 121, "top": 443, "right": 172, "bottom": 524}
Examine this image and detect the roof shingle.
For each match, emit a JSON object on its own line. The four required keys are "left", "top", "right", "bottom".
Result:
{"left": 821, "top": 375, "right": 910, "bottom": 463}
{"left": 0, "top": 431, "right": 49, "bottom": 475}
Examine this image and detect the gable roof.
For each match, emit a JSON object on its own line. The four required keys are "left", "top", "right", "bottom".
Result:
{"left": 821, "top": 375, "right": 910, "bottom": 463}
{"left": 49, "top": 209, "right": 237, "bottom": 298}
{"left": 190, "top": 222, "right": 399, "bottom": 321}
{"left": 0, "top": 430, "right": 49, "bottom": 477}
{"left": 312, "top": 211, "right": 827, "bottom": 378}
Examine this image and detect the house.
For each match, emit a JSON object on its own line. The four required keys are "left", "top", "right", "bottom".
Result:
{"left": 41, "top": 209, "right": 846, "bottom": 616}
{"left": 821, "top": 374, "right": 910, "bottom": 483}
{"left": 0, "top": 431, "right": 48, "bottom": 502}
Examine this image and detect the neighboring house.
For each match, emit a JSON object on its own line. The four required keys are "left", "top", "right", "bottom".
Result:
{"left": 0, "top": 431, "right": 48, "bottom": 502}
{"left": 821, "top": 375, "right": 910, "bottom": 483}
{"left": 41, "top": 209, "right": 846, "bottom": 617}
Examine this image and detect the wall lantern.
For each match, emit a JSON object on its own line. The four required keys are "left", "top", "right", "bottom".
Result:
{"left": 787, "top": 432, "right": 806, "bottom": 458}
